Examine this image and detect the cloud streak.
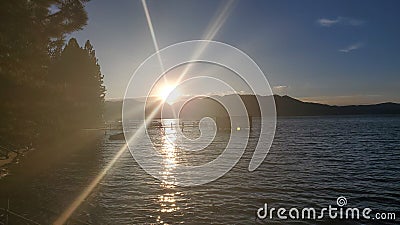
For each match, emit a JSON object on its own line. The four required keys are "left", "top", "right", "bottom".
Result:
{"left": 317, "top": 17, "right": 364, "bottom": 27}
{"left": 317, "top": 18, "right": 340, "bottom": 27}
{"left": 339, "top": 42, "right": 364, "bottom": 53}
{"left": 272, "top": 85, "right": 289, "bottom": 96}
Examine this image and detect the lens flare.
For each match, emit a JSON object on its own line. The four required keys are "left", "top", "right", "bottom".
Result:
{"left": 157, "top": 83, "right": 180, "bottom": 105}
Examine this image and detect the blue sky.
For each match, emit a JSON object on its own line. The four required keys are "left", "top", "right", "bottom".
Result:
{"left": 71, "top": 0, "right": 400, "bottom": 105}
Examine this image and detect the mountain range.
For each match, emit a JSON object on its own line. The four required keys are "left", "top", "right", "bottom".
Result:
{"left": 104, "top": 95, "right": 400, "bottom": 121}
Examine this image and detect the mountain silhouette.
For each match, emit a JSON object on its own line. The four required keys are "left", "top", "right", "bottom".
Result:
{"left": 105, "top": 95, "right": 400, "bottom": 121}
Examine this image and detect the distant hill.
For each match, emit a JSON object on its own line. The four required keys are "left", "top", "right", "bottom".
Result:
{"left": 104, "top": 95, "right": 400, "bottom": 121}
{"left": 274, "top": 95, "right": 400, "bottom": 116}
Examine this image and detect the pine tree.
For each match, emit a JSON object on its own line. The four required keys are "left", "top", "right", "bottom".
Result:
{"left": 49, "top": 38, "right": 106, "bottom": 130}
{"left": 0, "top": 0, "right": 89, "bottom": 147}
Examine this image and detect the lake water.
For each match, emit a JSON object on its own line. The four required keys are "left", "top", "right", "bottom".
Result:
{"left": 0, "top": 116, "right": 399, "bottom": 224}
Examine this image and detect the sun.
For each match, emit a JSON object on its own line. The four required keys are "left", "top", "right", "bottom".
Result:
{"left": 157, "top": 83, "right": 181, "bottom": 105}
{"left": 159, "top": 84, "right": 175, "bottom": 100}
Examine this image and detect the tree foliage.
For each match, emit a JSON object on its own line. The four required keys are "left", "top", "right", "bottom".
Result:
{"left": 49, "top": 38, "right": 106, "bottom": 129}
{"left": 0, "top": 0, "right": 105, "bottom": 148}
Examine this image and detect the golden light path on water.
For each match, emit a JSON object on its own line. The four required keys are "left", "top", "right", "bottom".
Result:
{"left": 157, "top": 120, "right": 181, "bottom": 223}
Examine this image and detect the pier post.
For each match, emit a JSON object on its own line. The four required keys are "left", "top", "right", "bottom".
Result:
{"left": 6, "top": 198, "right": 9, "bottom": 225}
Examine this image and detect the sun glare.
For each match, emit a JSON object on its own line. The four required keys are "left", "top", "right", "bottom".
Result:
{"left": 159, "top": 84, "right": 175, "bottom": 100}
{"left": 158, "top": 83, "right": 180, "bottom": 104}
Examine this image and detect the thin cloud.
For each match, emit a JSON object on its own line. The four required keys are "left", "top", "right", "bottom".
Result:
{"left": 273, "top": 85, "right": 289, "bottom": 89}
{"left": 272, "top": 85, "right": 289, "bottom": 96}
{"left": 317, "top": 17, "right": 364, "bottom": 27}
{"left": 317, "top": 18, "right": 340, "bottom": 27}
{"left": 339, "top": 42, "right": 364, "bottom": 53}
{"left": 300, "top": 94, "right": 384, "bottom": 106}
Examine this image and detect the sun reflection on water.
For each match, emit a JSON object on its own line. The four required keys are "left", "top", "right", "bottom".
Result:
{"left": 156, "top": 119, "right": 184, "bottom": 223}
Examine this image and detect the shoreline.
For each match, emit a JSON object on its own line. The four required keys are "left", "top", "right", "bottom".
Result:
{"left": 0, "top": 130, "right": 105, "bottom": 180}
{"left": 0, "top": 148, "right": 32, "bottom": 178}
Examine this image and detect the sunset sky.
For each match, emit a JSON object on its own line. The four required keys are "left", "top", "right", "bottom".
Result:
{"left": 71, "top": 0, "right": 400, "bottom": 105}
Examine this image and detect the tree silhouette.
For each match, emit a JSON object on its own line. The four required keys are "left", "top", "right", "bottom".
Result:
{"left": 49, "top": 38, "right": 106, "bottom": 129}
{"left": 0, "top": 1, "right": 91, "bottom": 148}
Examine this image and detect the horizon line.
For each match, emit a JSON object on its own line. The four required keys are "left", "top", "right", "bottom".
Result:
{"left": 105, "top": 94, "right": 399, "bottom": 106}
